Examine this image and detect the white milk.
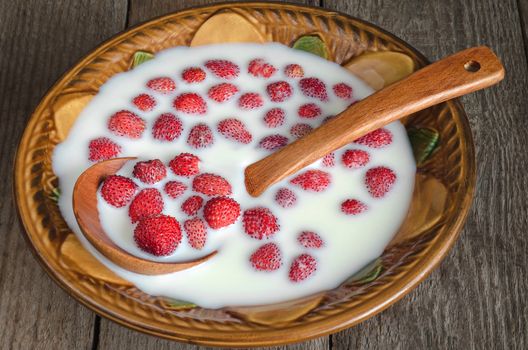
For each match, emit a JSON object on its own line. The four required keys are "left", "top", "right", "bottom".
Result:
{"left": 53, "top": 43, "right": 416, "bottom": 308}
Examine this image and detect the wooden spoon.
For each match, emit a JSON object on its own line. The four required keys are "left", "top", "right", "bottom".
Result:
{"left": 73, "top": 157, "right": 217, "bottom": 275}
{"left": 245, "top": 46, "right": 504, "bottom": 197}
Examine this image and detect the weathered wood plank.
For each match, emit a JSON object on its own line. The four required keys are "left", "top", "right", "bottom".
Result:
{"left": 323, "top": 0, "right": 528, "bottom": 349}
{"left": 0, "top": 0, "right": 127, "bottom": 349}
{"left": 517, "top": 0, "right": 528, "bottom": 60}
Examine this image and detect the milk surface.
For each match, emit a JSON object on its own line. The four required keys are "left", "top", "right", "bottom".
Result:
{"left": 53, "top": 43, "right": 416, "bottom": 308}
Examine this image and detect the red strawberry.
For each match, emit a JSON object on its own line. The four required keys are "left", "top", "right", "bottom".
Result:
{"left": 146, "top": 77, "right": 176, "bottom": 93}
{"left": 217, "top": 118, "right": 252, "bottom": 144}
{"left": 129, "top": 188, "right": 164, "bottom": 223}
{"left": 250, "top": 243, "right": 282, "bottom": 271}
{"left": 365, "top": 166, "right": 396, "bottom": 198}
{"left": 88, "top": 137, "right": 121, "bottom": 162}
{"left": 275, "top": 188, "right": 297, "bottom": 208}
{"left": 298, "top": 103, "right": 321, "bottom": 119}
{"left": 164, "top": 181, "right": 187, "bottom": 199}
{"left": 266, "top": 81, "right": 293, "bottom": 102}
{"left": 299, "top": 77, "right": 328, "bottom": 101}
{"left": 297, "top": 231, "right": 324, "bottom": 249}
{"left": 258, "top": 134, "right": 288, "bottom": 151}
{"left": 100, "top": 175, "right": 137, "bottom": 208}
{"left": 132, "top": 93, "right": 156, "bottom": 111}
{"left": 238, "top": 93, "right": 264, "bottom": 109}
{"left": 182, "top": 67, "right": 206, "bottom": 83}
{"left": 187, "top": 123, "right": 214, "bottom": 148}
{"left": 248, "top": 58, "right": 277, "bottom": 78}
{"left": 184, "top": 218, "right": 207, "bottom": 250}
{"left": 322, "top": 152, "right": 335, "bottom": 167}
{"left": 242, "top": 207, "right": 279, "bottom": 240}
{"left": 333, "top": 83, "right": 353, "bottom": 99}
{"left": 192, "top": 173, "right": 232, "bottom": 196}
{"left": 152, "top": 113, "right": 183, "bottom": 141}
{"left": 134, "top": 214, "right": 181, "bottom": 256}
{"left": 290, "top": 170, "right": 331, "bottom": 192}
{"left": 341, "top": 149, "right": 370, "bottom": 169}
{"left": 205, "top": 59, "right": 240, "bottom": 79}
{"left": 341, "top": 199, "right": 368, "bottom": 215}
{"left": 173, "top": 93, "right": 207, "bottom": 114}
{"left": 290, "top": 123, "right": 313, "bottom": 139}
{"left": 169, "top": 153, "right": 200, "bottom": 177}
{"left": 289, "top": 254, "right": 317, "bottom": 282}
{"left": 263, "top": 108, "right": 285, "bottom": 128}
{"left": 181, "top": 195, "right": 204, "bottom": 216}
{"left": 208, "top": 83, "right": 239, "bottom": 102}
{"left": 108, "top": 110, "right": 146, "bottom": 139}
{"left": 284, "top": 64, "right": 304, "bottom": 78}
{"left": 132, "top": 159, "right": 167, "bottom": 184}
{"left": 203, "top": 197, "right": 241, "bottom": 229}
{"left": 354, "top": 128, "right": 393, "bottom": 148}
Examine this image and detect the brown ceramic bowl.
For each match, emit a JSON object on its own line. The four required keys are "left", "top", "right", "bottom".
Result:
{"left": 14, "top": 2, "right": 475, "bottom": 347}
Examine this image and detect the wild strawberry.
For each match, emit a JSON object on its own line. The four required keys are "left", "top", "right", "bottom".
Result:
{"left": 299, "top": 77, "right": 328, "bottom": 101}
{"left": 208, "top": 83, "right": 239, "bottom": 103}
{"left": 341, "top": 149, "right": 370, "bottom": 169}
{"left": 284, "top": 64, "right": 304, "bottom": 78}
{"left": 152, "top": 113, "right": 183, "bottom": 141}
{"left": 187, "top": 123, "right": 214, "bottom": 148}
{"left": 108, "top": 110, "right": 146, "bottom": 139}
{"left": 365, "top": 166, "right": 396, "bottom": 198}
{"left": 173, "top": 93, "right": 207, "bottom": 114}
{"left": 182, "top": 67, "right": 206, "bottom": 83}
{"left": 289, "top": 254, "right": 317, "bottom": 282}
{"left": 250, "top": 243, "right": 282, "bottom": 271}
{"left": 290, "top": 123, "right": 313, "bottom": 139}
{"left": 290, "top": 170, "right": 331, "bottom": 192}
{"left": 238, "top": 93, "right": 264, "bottom": 109}
{"left": 181, "top": 195, "right": 204, "bottom": 216}
{"left": 333, "top": 83, "right": 353, "bottom": 99}
{"left": 132, "top": 159, "right": 167, "bottom": 184}
{"left": 341, "top": 199, "right": 368, "bottom": 215}
{"left": 354, "top": 128, "right": 393, "bottom": 148}
{"left": 297, "top": 231, "right": 324, "bottom": 249}
{"left": 100, "top": 175, "right": 137, "bottom": 208}
{"left": 164, "top": 181, "right": 187, "bottom": 199}
{"left": 192, "top": 173, "right": 232, "bottom": 196}
{"left": 128, "top": 188, "right": 164, "bottom": 223}
{"left": 258, "top": 134, "right": 288, "bottom": 151}
{"left": 132, "top": 93, "right": 156, "bottom": 111}
{"left": 242, "top": 207, "right": 279, "bottom": 240}
{"left": 169, "top": 153, "right": 200, "bottom": 177}
{"left": 248, "top": 58, "right": 277, "bottom": 78}
{"left": 134, "top": 214, "right": 181, "bottom": 256}
{"left": 88, "top": 137, "right": 121, "bottom": 162}
{"left": 205, "top": 59, "right": 240, "bottom": 79}
{"left": 266, "top": 81, "right": 293, "bottom": 102}
{"left": 275, "top": 188, "right": 297, "bottom": 208}
{"left": 322, "top": 153, "right": 335, "bottom": 167}
{"left": 217, "top": 118, "right": 252, "bottom": 144}
{"left": 184, "top": 218, "right": 207, "bottom": 250}
{"left": 146, "top": 77, "right": 176, "bottom": 93}
{"left": 298, "top": 103, "right": 321, "bottom": 119}
{"left": 263, "top": 108, "right": 285, "bottom": 128}
{"left": 203, "top": 197, "right": 241, "bottom": 229}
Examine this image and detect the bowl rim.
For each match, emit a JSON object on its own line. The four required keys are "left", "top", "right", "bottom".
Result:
{"left": 13, "top": 1, "right": 476, "bottom": 347}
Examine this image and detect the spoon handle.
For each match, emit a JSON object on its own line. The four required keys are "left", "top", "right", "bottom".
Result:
{"left": 245, "top": 46, "right": 504, "bottom": 196}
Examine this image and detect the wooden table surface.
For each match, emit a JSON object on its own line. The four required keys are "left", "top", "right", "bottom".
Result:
{"left": 1, "top": 0, "right": 527, "bottom": 349}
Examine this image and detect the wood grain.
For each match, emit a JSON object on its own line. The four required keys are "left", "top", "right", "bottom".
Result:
{"left": 323, "top": 0, "right": 528, "bottom": 349}
{"left": 0, "top": 1, "right": 127, "bottom": 349}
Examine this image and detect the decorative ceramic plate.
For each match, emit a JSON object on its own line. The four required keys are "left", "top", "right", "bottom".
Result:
{"left": 14, "top": 2, "right": 475, "bottom": 347}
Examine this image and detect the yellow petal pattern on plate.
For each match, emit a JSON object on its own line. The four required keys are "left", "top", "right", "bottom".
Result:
{"left": 344, "top": 51, "right": 415, "bottom": 90}
{"left": 52, "top": 92, "right": 94, "bottom": 141}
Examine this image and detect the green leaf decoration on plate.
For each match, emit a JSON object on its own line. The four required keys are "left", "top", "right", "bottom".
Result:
{"left": 48, "top": 187, "right": 61, "bottom": 202}
{"left": 407, "top": 127, "right": 440, "bottom": 165}
{"left": 164, "top": 298, "right": 197, "bottom": 310}
{"left": 131, "top": 51, "right": 154, "bottom": 68}
{"left": 347, "top": 258, "right": 383, "bottom": 284}
{"left": 292, "top": 35, "right": 329, "bottom": 59}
